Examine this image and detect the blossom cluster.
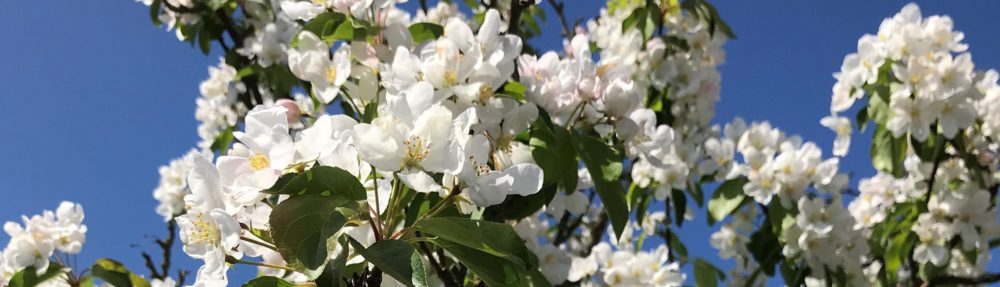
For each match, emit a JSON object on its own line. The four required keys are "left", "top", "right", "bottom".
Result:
{"left": 824, "top": 3, "right": 1000, "bottom": 282}
{"left": 828, "top": 3, "right": 996, "bottom": 148}
{"left": 0, "top": 202, "right": 86, "bottom": 286}
{"left": 117, "top": 0, "right": 1000, "bottom": 286}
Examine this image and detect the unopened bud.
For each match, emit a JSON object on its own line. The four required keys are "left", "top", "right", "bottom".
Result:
{"left": 275, "top": 99, "right": 301, "bottom": 123}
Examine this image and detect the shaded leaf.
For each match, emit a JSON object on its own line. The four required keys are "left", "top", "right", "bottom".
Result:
{"left": 269, "top": 195, "right": 350, "bottom": 279}
{"left": 707, "top": 177, "right": 748, "bottom": 223}
{"left": 91, "top": 259, "right": 151, "bottom": 287}
{"left": 573, "top": 133, "right": 630, "bottom": 241}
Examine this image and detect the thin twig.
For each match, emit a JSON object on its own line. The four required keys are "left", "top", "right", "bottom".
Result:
{"left": 418, "top": 0, "right": 428, "bottom": 14}
{"left": 545, "top": 0, "right": 572, "bottom": 38}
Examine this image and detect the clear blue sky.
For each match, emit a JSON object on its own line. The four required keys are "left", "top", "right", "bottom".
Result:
{"left": 1, "top": 1, "right": 998, "bottom": 285}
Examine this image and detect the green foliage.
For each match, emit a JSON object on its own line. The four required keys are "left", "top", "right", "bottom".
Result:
{"left": 347, "top": 238, "right": 426, "bottom": 287}
{"left": 209, "top": 126, "right": 235, "bottom": 155}
{"left": 681, "top": 0, "right": 736, "bottom": 38}
{"left": 671, "top": 188, "right": 686, "bottom": 227}
{"left": 6, "top": 264, "right": 66, "bottom": 287}
{"left": 429, "top": 239, "right": 523, "bottom": 286}
{"left": 529, "top": 117, "right": 578, "bottom": 191}
{"left": 485, "top": 184, "right": 559, "bottom": 221}
{"left": 503, "top": 81, "right": 527, "bottom": 102}
{"left": 693, "top": 258, "right": 725, "bottom": 287}
{"left": 242, "top": 276, "right": 294, "bottom": 287}
{"left": 413, "top": 217, "right": 537, "bottom": 272}
{"left": 295, "top": 12, "right": 347, "bottom": 47}
{"left": 707, "top": 177, "right": 748, "bottom": 224}
{"left": 269, "top": 195, "right": 351, "bottom": 279}
{"left": 667, "top": 231, "right": 688, "bottom": 262}
{"left": 748, "top": 217, "right": 781, "bottom": 276}
{"left": 871, "top": 125, "right": 907, "bottom": 178}
{"left": 91, "top": 259, "right": 151, "bottom": 287}
{"left": 408, "top": 23, "right": 444, "bottom": 44}
{"left": 264, "top": 166, "right": 366, "bottom": 201}
{"left": 573, "top": 133, "right": 630, "bottom": 241}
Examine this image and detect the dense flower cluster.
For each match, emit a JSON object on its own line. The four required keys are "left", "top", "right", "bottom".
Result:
{"left": 4, "top": 1, "right": 1000, "bottom": 287}
{"left": 0, "top": 202, "right": 86, "bottom": 286}
{"left": 825, "top": 3, "right": 1000, "bottom": 283}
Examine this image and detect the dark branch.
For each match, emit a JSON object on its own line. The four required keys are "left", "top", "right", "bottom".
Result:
{"left": 507, "top": 0, "right": 526, "bottom": 37}
{"left": 923, "top": 273, "right": 1000, "bottom": 286}
{"left": 545, "top": 0, "right": 572, "bottom": 38}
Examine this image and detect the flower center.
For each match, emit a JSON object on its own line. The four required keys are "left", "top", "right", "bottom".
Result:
{"left": 402, "top": 136, "right": 429, "bottom": 169}
{"left": 249, "top": 152, "right": 270, "bottom": 172}
{"left": 443, "top": 71, "right": 458, "bottom": 87}
{"left": 837, "top": 124, "right": 850, "bottom": 136}
{"left": 189, "top": 213, "right": 220, "bottom": 245}
{"left": 325, "top": 66, "right": 338, "bottom": 84}
{"left": 478, "top": 84, "right": 494, "bottom": 103}
{"left": 473, "top": 159, "right": 490, "bottom": 176}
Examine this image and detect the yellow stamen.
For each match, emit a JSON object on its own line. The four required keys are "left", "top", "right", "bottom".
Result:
{"left": 250, "top": 152, "right": 270, "bottom": 171}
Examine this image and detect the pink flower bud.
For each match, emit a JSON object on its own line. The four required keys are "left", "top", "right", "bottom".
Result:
{"left": 275, "top": 99, "right": 301, "bottom": 123}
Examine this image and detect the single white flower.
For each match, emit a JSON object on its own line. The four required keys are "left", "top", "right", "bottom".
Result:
{"left": 288, "top": 32, "right": 352, "bottom": 103}
{"left": 820, "top": 115, "right": 852, "bottom": 157}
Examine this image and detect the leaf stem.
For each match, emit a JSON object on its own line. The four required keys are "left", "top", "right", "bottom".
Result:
{"left": 227, "top": 257, "right": 295, "bottom": 271}
{"left": 241, "top": 236, "right": 278, "bottom": 251}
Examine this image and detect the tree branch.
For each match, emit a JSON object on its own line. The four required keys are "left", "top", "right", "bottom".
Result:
{"left": 923, "top": 273, "right": 1000, "bottom": 286}
{"left": 419, "top": 0, "right": 428, "bottom": 14}
{"left": 545, "top": 0, "right": 572, "bottom": 38}
{"left": 507, "top": 0, "right": 526, "bottom": 37}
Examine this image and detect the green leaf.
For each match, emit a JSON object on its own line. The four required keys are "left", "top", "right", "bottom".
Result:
{"left": 622, "top": 7, "right": 647, "bottom": 35}
{"left": 329, "top": 20, "right": 359, "bottom": 41}
{"left": 429, "top": 239, "right": 524, "bottom": 286}
{"left": 198, "top": 26, "right": 213, "bottom": 55}
{"left": 206, "top": 0, "right": 228, "bottom": 11}
{"left": 707, "top": 177, "right": 748, "bottom": 223}
{"left": 911, "top": 132, "right": 942, "bottom": 162}
{"left": 264, "top": 166, "right": 366, "bottom": 201}
{"left": 871, "top": 125, "right": 907, "bottom": 178}
{"left": 241, "top": 276, "right": 294, "bottom": 287}
{"left": 573, "top": 133, "right": 630, "bottom": 241}
{"left": 885, "top": 232, "right": 916, "bottom": 285}
{"left": 408, "top": 23, "right": 444, "bottom": 44}
{"left": 855, "top": 104, "right": 870, "bottom": 132}
{"left": 210, "top": 126, "right": 235, "bottom": 154}
{"left": 503, "top": 81, "right": 527, "bottom": 102}
{"left": 296, "top": 12, "right": 347, "bottom": 47}
{"left": 671, "top": 189, "right": 686, "bottom": 227}
{"left": 668, "top": 231, "right": 688, "bottom": 261}
{"left": 767, "top": 203, "right": 796, "bottom": 239}
{"left": 148, "top": 0, "right": 162, "bottom": 27}
{"left": 530, "top": 118, "right": 578, "bottom": 191}
{"left": 484, "top": 184, "right": 558, "bottom": 221}
{"left": 693, "top": 258, "right": 724, "bottom": 287}
{"left": 412, "top": 217, "right": 537, "bottom": 271}
{"left": 314, "top": 235, "right": 350, "bottom": 287}
{"left": 6, "top": 264, "right": 66, "bottom": 287}
{"left": 361, "top": 101, "right": 379, "bottom": 124}
{"left": 410, "top": 251, "right": 429, "bottom": 287}
{"left": 867, "top": 83, "right": 892, "bottom": 126}
{"left": 747, "top": 219, "right": 781, "bottom": 276}
{"left": 91, "top": 259, "right": 151, "bottom": 287}
{"left": 347, "top": 238, "right": 424, "bottom": 287}
{"left": 269, "top": 195, "right": 350, "bottom": 279}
